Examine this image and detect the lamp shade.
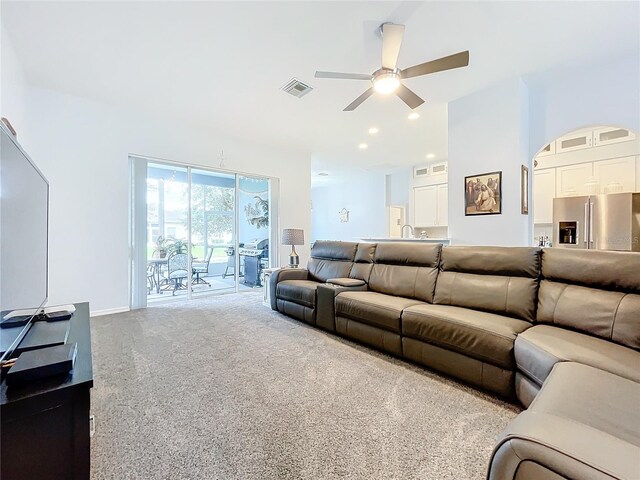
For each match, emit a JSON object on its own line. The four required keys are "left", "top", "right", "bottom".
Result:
{"left": 282, "top": 228, "right": 304, "bottom": 246}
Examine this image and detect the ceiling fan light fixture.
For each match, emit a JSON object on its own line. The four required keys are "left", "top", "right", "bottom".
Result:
{"left": 372, "top": 72, "right": 400, "bottom": 95}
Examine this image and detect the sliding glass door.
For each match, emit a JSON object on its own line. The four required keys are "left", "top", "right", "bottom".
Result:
{"left": 190, "top": 169, "right": 236, "bottom": 297}
{"left": 130, "top": 157, "right": 277, "bottom": 308}
{"left": 237, "top": 175, "right": 271, "bottom": 292}
{"left": 146, "top": 163, "right": 189, "bottom": 300}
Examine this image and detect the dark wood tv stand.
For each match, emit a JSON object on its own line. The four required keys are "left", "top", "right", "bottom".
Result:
{"left": 1, "top": 302, "right": 93, "bottom": 479}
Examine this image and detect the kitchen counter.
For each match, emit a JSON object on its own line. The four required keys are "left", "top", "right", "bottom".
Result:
{"left": 360, "top": 237, "right": 450, "bottom": 244}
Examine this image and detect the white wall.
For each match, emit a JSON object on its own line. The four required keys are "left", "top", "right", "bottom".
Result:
{"left": 311, "top": 172, "right": 386, "bottom": 242}
{"left": 0, "top": 24, "right": 26, "bottom": 133}
{"left": 448, "top": 78, "right": 531, "bottom": 246}
{"left": 529, "top": 56, "right": 640, "bottom": 157}
{"left": 2, "top": 37, "right": 311, "bottom": 313}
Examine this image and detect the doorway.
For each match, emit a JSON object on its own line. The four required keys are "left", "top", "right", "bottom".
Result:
{"left": 388, "top": 205, "right": 406, "bottom": 238}
{"left": 130, "top": 157, "right": 277, "bottom": 308}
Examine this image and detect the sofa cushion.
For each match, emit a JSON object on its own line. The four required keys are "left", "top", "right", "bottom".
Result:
{"left": 488, "top": 362, "right": 640, "bottom": 480}
{"left": 515, "top": 324, "right": 640, "bottom": 386}
{"left": 538, "top": 280, "right": 640, "bottom": 351}
{"left": 402, "top": 304, "right": 531, "bottom": 370}
{"left": 538, "top": 248, "right": 640, "bottom": 350}
{"left": 434, "top": 246, "right": 540, "bottom": 323}
{"left": 440, "top": 246, "right": 541, "bottom": 278}
{"left": 541, "top": 247, "right": 640, "bottom": 292}
{"left": 367, "top": 242, "right": 441, "bottom": 302}
{"left": 335, "top": 291, "right": 423, "bottom": 333}
{"left": 349, "top": 242, "right": 376, "bottom": 283}
{"left": 307, "top": 240, "right": 358, "bottom": 282}
{"left": 276, "top": 280, "right": 320, "bottom": 308}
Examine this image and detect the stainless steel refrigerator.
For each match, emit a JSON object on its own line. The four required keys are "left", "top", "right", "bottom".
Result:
{"left": 552, "top": 193, "right": 640, "bottom": 251}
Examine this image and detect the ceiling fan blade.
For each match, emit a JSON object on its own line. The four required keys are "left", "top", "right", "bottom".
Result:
{"left": 401, "top": 51, "right": 470, "bottom": 79}
{"left": 315, "top": 71, "right": 372, "bottom": 80}
{"left": 396, "top": 84, "right": 425, "bottom": 109}
{"left": 343, "top": 88, "right": 375, "bottom": 111}
{"left": 381, "top": 23, "right": 405, "bottom": 70}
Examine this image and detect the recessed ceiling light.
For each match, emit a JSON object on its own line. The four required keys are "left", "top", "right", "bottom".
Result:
{"left": 426, "top": 153, "right": 435, "bottom": 159}
{"left": 318, "top": 172, "right": 329, "bottom": 176}
{"left": 368, "top": 127, "right": 379, "bottom": 135}
{"left": 358, "top": 143, "right": 368, "bottom": 150}
{"left": 408, "top": 112, "right": 420, "bottom": 120}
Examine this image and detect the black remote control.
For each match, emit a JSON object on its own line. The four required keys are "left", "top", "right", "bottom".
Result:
{"left": 45, "top": 311, "right": 73, "bottom": 322}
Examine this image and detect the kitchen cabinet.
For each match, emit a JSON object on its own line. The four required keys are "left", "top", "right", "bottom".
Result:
{"left": 593, "top": 157, "right": 636, "bottom": 193}
{"left": 414, "top": 185, "right": 437, "bottom": 227}
{"left": 556, "top": 163, "right": 593, "bottom": 197}
{"left": 414, "top": 184, "right": 448, "bottom": 227}
{"left": 436, "top": 184, "right": 448, "bottom": 226}
{"left": 593, "top": 127, "right": 636, "bottom": 147}
{"left": 556, "top": 131, "right": 593, "bottom": 154}
{"left": 534, "top": 169, "right": 556, "bottom": 224}
{"left": 537, "top": 142, "right": 555, "bottom": 157}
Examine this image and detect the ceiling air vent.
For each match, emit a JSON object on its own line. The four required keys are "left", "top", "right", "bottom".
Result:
{"left": 281, "top": 78, "right": 314, "bottom": 98}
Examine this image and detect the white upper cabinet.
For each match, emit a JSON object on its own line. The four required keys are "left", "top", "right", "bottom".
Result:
{"left": 556, "top": 163, "right": 593, "bottom": 197}
{"left": 556, "top": 130, "right": 593, "bottom": 153}
{"left": 593, "top": 127, "right": 636, "bottom": 147}
{"left": 533, "top": 169, "right": 556, "bottom": 223}
{"left": 537, "top": 142, "right": 556, "bottom": 157}
{"left": 414, "top": 185, "right": 437, "bottom": 227}
{"left": 436, "top": 184, "right": 448, "bottom": 226}
{"left": 414, "top": 183, "right": 448, "bottom": 227}
{"left": 593, "top": 157, "right": 636, "bottom": 193}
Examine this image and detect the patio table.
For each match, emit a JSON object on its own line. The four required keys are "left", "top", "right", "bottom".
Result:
{"left": 148, "top": 257, "right": 167, "bottom": 294}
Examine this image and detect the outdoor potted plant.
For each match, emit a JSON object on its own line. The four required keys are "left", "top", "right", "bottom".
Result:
{"left": 155, "top": 235, "right": 169, "bottom": 258}
{"left": 168, "top": 238, "right": 188, "bottom": 255}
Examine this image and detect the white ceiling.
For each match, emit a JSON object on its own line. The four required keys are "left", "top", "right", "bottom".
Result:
{"left": 3, "top": 1, "right": 639, "bottom": 183}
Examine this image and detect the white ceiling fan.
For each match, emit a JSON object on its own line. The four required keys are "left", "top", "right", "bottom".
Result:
{"left": 315, "top": 23, "right": 469, "bottom": 111}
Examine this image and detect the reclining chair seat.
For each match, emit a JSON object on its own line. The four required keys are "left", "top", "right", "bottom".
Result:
{"left": 276, "top": 280, "right": 319, "bottom": 308}
{"left": 402, "top": 304, "right": 531, "bottom": 370}
{"left": 335, "top": 291, "right": 423, "bottom": 333}
{"left": 515, "top": 324, "right": 640, "bottom": 389}
{"left": 489, "top": 362, "right": 640, "bottom": 480}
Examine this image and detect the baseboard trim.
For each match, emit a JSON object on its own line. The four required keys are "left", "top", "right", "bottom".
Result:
{"left": 91, "top": 306, "right": 130, "bottom": 317}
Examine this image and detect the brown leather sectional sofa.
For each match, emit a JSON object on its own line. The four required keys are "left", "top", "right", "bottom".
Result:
{"left": 270, "top": 240, "right": 640, "bottom": 480}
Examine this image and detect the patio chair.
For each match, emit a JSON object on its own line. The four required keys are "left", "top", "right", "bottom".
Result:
{"left": 193, "top": 248, "right": 213, "bottom": 286}
{"left": 167, "top": 252, "right": 189, "bottom": 295}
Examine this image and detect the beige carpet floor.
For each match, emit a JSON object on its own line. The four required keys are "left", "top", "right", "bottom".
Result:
{"left": 90, "top": 292, "right": 520, "bottom": 480}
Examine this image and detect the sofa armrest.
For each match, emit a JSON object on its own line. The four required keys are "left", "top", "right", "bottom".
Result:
{"left": 316, "top": 282, "right": 368, "bottom": 332}
{"left": 269, "top": 268, "right": 309, "bottom": 310}
{"left": 326, "top": 278, "right": 366, "bottom": 287}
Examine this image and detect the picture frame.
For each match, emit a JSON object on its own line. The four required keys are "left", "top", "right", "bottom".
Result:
{"left": 521, "top": 165, "right": 529, "bottom": 215}
{"left": 464, "top": 171, "right": 502, "bottom": 216}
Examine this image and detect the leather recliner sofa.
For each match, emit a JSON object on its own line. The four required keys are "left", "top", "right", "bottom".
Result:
{"left": 271, "top": 240, "right": 640, "bottom": 480}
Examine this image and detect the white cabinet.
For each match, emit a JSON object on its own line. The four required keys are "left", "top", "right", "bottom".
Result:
{"left": 593, "top": 157, "right": 636, "bottom": 193}
{"left": 436, "top": 184, "right": 448, "bottom": 226}
{"left": 556, "top": 163, "right": 593, "bottom": 197}
{"left": 414, "top": 185, "right": 437, "bottom": 227}
{"left": 533, "top": 169, "right": 556, "bottom": 224}
{"left": 414, "top": 183, "right": 448, "bottom": 227}
{"left": 537, "top": 142, "right": 556, "bottom": 157}
{"left": 593, "top": 127, "right": 636, "bottom": 147}
{"left": 556, "top": 131, "right": 593, "bottom": 153}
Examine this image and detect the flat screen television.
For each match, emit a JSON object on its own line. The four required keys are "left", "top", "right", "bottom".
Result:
{"left": 0, "top": 121, "right": 49, "bottom": 363}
